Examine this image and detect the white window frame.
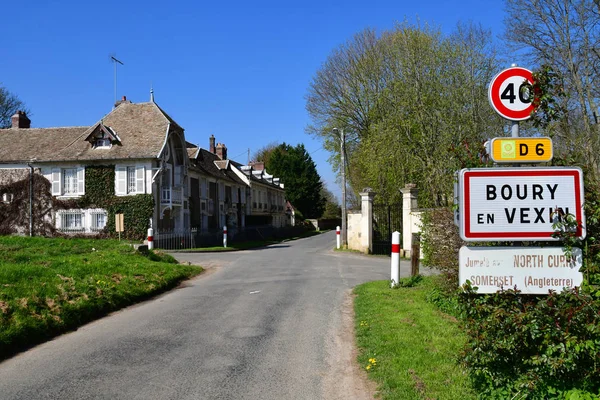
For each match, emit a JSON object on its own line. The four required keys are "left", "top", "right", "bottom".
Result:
{"left": 56, "top": 208, "right": 107, "bottom": 233}
{"left": 51, "top": 167, "right": 85, "bottom": 197}
{"left": 90, "top": 210, "right": 108, "bottom": 231}
{"left": 116, "top": 165, "right": 145, "bottom": 196}
{"left": 94, "top": 138, "right": 112, "bottom": 149}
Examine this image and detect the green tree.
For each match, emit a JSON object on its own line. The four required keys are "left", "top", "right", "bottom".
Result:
{"left": 263, "top": 143, "right": 325, "bottom": 219}
{"left": 0, "top": 85, "right": 30, "bottom": 129}
{"left": 320, "top": 186, "right": 341, "bottom": 219}
{"left": 307, "top": 22, "right": 503, "bottom": 206}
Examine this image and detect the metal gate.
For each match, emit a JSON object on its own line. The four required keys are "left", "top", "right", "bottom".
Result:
{"left": 372, "top": 203, "right": 402, "bottom": 255}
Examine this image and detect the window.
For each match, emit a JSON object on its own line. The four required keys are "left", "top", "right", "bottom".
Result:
{"left": 57, "top": 210, "right": 84, "bottom": 232}
{"left": 116, "top": 165, "right": 145, "bottom": 195}
{"left": 63, "top": 212, "right": 83, "bottom": 230}
{"left": 90, "top": 211, "right": 107, "bottom": 231}
{"left": 57, "top": 209, "right": 107, "bottom": 233}
{"left": 50, "top": 167, "right": 85, "bottom": 196}
{"left": 127, "top": 167, "right": 136, "bottom": 194}
{"left": 94, "top": 138, "right": 111, "bottom": 148}
{"left": 201, "top": 179, "right": 207, "bottom": 198}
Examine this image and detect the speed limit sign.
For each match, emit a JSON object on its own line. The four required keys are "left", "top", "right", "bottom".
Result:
{"left": 488, "top": 67, "right": 534, "bottom": 121}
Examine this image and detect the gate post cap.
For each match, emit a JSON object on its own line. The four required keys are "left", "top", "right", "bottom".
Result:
{"left": 359, "top": 190, "right": 376, "bottom": 198}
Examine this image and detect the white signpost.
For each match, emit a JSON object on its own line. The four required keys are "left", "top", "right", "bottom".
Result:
{"left": 459, "top": 246, "right": 583, "bottom": 294}
{"left": 458, "top": 167, "right": 585, "bottom": 241}
{"left": 457, "top": 66, "right": 586, "bottom": 295}
{"left": 488, "top": 66, "right": 534, "bottom": 121}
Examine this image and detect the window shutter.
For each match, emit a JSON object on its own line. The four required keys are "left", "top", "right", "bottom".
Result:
{"left": 77, "top": 167, "right": 85, "bottom": 195}
{"left": 135, "top": 166, "right": 145, "bottom": 194}
{"left": 55, "top": 211, "right": 62, "bottom": 229}
{"left": 115, "top": 166, "right": 127, "bottom": 195}
{"left": 51, "top": 168, "right": 61, "bottom": 195}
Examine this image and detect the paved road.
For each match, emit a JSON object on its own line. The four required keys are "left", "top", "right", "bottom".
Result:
{"left": 0, "top": 232, "right": 428, "bottom": 400}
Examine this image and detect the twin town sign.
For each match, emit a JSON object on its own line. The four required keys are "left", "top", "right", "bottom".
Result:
{"left": 458, "top": 167, "right": 585, "bottom": 241}
{"left": 457, "top": 66, "right": 586, "bottom": 295}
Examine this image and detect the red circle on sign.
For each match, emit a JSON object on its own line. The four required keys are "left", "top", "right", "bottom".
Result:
{"left": 488, "top": 67, "right": 534, "bottom": 121}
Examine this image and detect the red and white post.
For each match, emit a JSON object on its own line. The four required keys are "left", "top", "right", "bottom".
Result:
{"left": 336, "top": 226, "right": 341, "bottom": 249}
{"left": 391, "top": 231, "right": 400, "bottom": 287}
{"left": 223, "top": 225, "right": 228, "bottom": 248}
{"left": 147, "top": 227, "right": 154, "bottom": 250}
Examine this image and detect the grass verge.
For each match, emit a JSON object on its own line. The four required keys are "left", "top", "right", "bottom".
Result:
{"left": 354, "top": 276, "right": 475, "bottom": 400}
{"left": 0, "top": 236, "right": 202, "bottom": 360}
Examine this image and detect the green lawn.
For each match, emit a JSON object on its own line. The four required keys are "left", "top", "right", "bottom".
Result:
{"left": 354, "top": 277, "right": 475, "bottom": 400}
{"left": 0, "top": 236, "right": 202, "bottom": 359}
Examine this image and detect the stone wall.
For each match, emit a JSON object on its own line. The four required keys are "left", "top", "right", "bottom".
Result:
{"left": 347, "top": 212, "right": 362, "bottom": 251}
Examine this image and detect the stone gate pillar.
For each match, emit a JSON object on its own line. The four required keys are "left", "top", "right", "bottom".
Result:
{"left": 360, "top": 190, "right": 375, "bottom": 253}
{"left": 400, "top": 184, "right": 418, "bottom": 257}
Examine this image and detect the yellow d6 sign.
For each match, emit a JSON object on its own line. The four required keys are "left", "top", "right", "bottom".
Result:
{"left": 490, "top": 137, "right": 553, "bottom": 163}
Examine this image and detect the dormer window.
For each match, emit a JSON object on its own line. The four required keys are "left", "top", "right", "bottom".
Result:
{"left": 95, "top": 138, "right": 112, "bottom": 148}
{"left": 85, "top": 123, "right": 121, "bottom": 149}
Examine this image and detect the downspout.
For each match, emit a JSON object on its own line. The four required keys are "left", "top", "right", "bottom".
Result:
{"left": 28, "top": 163, "right": 33, "bottom": 237}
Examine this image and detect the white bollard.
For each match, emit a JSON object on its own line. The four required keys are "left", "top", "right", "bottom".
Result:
{"left": 391, "top": 231, "right": 400, "bottom": 287}
{"left": 223, "top": 225, "right": 228, "bottom": 248}
{"left": 336, "top": 225, "right": 341, "bottom": 249}
{"left": 147, "top": 227, "right": 154, "bottom": 250}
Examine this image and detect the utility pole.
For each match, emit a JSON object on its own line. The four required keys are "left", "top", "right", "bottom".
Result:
{"left": 334, "top": 128, "right": 347, "bottom": 247}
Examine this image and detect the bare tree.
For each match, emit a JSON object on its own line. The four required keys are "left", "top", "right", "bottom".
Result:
{"left": 251, "top": 141, "right": 280, "bottom": 165}
{"left": 504, "top": 0, "right": 600, "bottom": 180}
{"left": 0, "top": 85, "right": 30, "bottom": 129}
{"left": 306, "top": 28, "right": 389, "bottom": 153}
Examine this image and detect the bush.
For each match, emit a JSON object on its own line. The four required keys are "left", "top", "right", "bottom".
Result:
{"left": 420, "top": 207, "right": 463, "bottom": 293}
{"left": 420, "top": 167, "right": 600, "bottom": 399}
{"left": 459, "top": 284, "right": 600, "bottom": 398}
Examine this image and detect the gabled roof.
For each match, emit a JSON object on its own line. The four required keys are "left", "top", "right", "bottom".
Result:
{"left": 188, "top": 148, "right": 246, "bottom": 185}
{"left": 0, "top": 101, "right": 181, "bottom": 163}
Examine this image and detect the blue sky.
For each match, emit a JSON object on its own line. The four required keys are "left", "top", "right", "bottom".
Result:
{"left": 1, "top": 0, "right": 508, "bottom": 201}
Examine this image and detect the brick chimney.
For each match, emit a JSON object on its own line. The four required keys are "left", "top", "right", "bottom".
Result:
{"left": 216, "top": 143, "right": 228, "bottom": 160}
{"left": 114, "top": 95, "right": 130, "bottom": 108}
{"left": 11, "top": 111, "right": 31, "bottom": 129}
{"left": 250, "top": 161, "right": 264, "bottom": 171}
{"left": 209, "top": 134, "right": 216, "bottom": 154}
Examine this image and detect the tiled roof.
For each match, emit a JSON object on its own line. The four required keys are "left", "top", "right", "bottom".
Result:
{"left": 0, "top": 102, "right": 179, "bottom": 163}
{"left": 0, "top": 126, "right": 89, "bottom": 163}
{"left": 189, "top": 148, "right": 247, "bottom": 185}
{"left": 229, "top": 159, "right": 284, "bottom": 190}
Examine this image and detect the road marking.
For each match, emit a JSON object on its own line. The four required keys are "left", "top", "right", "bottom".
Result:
{"left": 249, "top": 290, "right": 261, "bottom": 294}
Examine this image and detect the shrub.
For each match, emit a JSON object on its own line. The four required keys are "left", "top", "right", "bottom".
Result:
{"left": 419, "top": 161, "right": 600, "bottom": 399}
{"left": 459, "top": 284, "right": 600, "bottom": 398}
{"left": 420, "top": 207, "right": 463, "bottom": 293}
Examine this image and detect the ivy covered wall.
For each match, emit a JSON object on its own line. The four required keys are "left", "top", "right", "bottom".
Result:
{"left": 0, "top": 165, "right": 154, "bottom": 240}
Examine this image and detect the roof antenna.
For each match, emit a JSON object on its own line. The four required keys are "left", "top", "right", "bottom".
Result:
{"left": 109, "top": 53, "right": 124, "bottom": 106}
